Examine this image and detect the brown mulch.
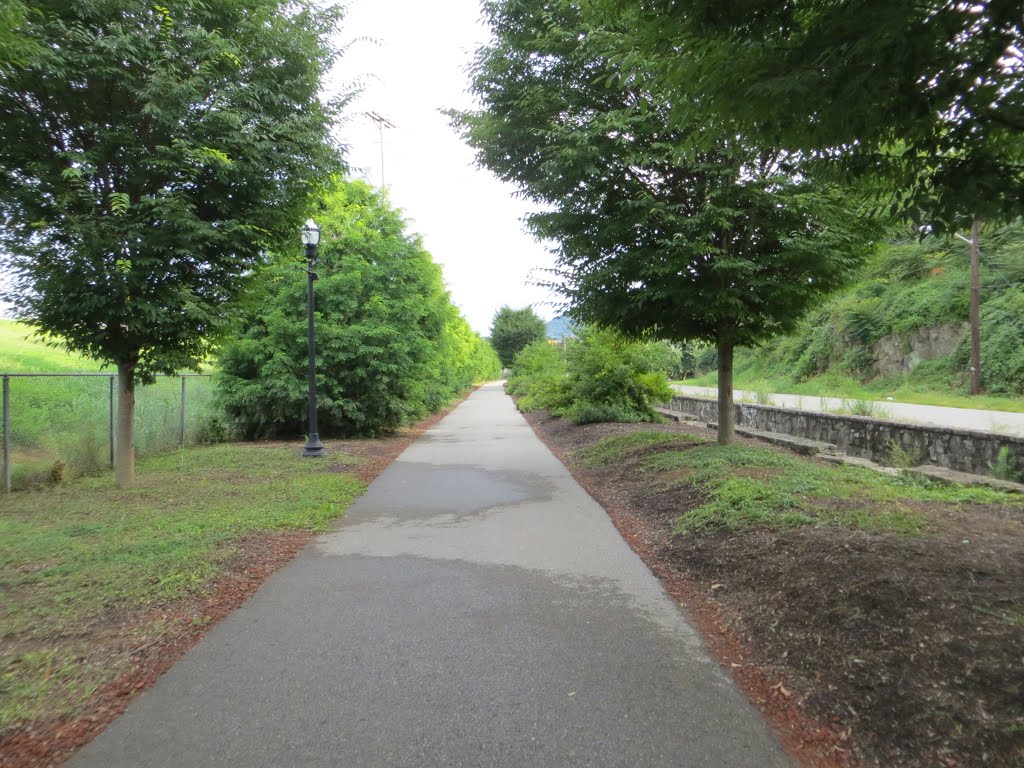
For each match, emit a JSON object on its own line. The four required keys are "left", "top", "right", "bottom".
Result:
{"left": 523, "top": 409, "right": 1024, "bottom": 768}
{"left": 0, "top": 393, "right": 470, "bottom": 768}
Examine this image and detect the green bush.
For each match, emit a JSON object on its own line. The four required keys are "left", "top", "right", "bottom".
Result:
{"left": 216, "top": 180, "right": 492, "bottom": 438}
{"left": 507, "top": 328, "right": 674, "bottom": 424}
{"left": 977, "top": 287, "right": 1024, "bottom": 395}
{"left": 506, "top": 341, "right": 568, "bottom": 411}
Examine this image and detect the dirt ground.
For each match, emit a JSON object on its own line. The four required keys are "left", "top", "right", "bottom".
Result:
{"left": 0, "top": 399, "right": 464, "bottom": 768}
{"left": 525, "top": 410, "right": 1024, "bottom": 768}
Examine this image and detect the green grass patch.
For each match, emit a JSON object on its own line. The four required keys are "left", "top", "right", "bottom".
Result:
{"left": 575, "top": 431, "right": 707, "bottom": 468}
{"left": 633, "top": 443, "right": 1024, "bottom": 535}
{"left": 4, "top": 374, "right": 220, "bottom": 489}
{"left": 0, "top": 320, "right": 102, "bottom": 373}
{"left": 0, "top": 648, "right": 103, "bottom": 729}
{"left": 977, "top": 606, "right": 1024, "bottom": 628}
{"left": 0, "top": 443, "right": 365, "bottom": 728}
{"left": 0, "top": 320, "right": 222, "bottom": 490}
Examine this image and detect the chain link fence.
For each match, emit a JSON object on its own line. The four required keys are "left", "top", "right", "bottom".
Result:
{"left": 1, "top": 373, "right": 218, "bottom": 491}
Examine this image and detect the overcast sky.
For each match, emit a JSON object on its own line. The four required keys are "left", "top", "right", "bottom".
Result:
{"left": 328, "top": 0, "right": 559, "bottom": 336}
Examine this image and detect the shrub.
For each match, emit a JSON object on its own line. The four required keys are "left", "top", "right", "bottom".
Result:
{"left": 977, "top": 287, "right": 1024, "bottom": 395}
{"left": 508, "top": 328, "right": 674, "bottom": 424}
{"left": 506, "top": 341, "right": 568, "bottom": 411}
{"left": 216, "top": 180, "right": 489, "bottom": 438}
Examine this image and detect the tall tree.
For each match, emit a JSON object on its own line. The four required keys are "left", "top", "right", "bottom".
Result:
{"left": 454, "top": 0, "right": 874, "bottom": 442}
{"left": 596, "top": 0, "right": 1024, "bottom": 394}
{"left": 0, "top": 0, "right": 346, "bottom": 484}
{"left": 489, "top": 305, "right": 547, "bottom": 368}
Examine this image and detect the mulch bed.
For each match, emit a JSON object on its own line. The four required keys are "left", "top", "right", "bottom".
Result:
{"left": 0, "top": 395, "right": 468, "bottom": 768}
{"left": 524, "top": 409, "right": 1024, "bottom": 768}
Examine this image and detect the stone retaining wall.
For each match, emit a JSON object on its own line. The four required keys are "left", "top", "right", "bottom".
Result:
{"left": 668, "top": 395, "right": 1023, "bottom": 478}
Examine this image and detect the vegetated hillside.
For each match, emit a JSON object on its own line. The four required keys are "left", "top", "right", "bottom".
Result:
{"left": 0, "top": 320, "right": 102, "bottom": 372}
{"left": 718, "top": 222, "right": 1024, "bottom": 398}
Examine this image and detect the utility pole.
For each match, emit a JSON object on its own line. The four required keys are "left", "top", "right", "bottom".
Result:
{"left": 365, "top": 111, "right": 396, "bottom": 188}
{"left": 969, "top": 217, "right": 982, "bottom": 395}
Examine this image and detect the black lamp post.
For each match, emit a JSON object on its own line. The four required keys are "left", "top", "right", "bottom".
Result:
{"left": 301, "top": 218, "right": 325, "bottom": 458}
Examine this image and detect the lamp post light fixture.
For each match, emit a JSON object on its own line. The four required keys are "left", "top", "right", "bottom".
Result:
{"left": 301, "top": 218, "right": 325, "bottom": 458}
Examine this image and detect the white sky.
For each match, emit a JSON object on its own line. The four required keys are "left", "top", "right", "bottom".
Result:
{"left": 327, "top": 0, "right": 559, "bottom": 336}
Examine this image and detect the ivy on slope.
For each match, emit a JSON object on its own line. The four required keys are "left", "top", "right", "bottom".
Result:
{"left": 733, "top": 222, "right": 1024, "bottom": 395}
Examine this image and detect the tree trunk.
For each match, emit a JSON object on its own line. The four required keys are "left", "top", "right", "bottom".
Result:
{"left": 969, "top": 217, "right": 983, "bottom": 395}
{"left": 115, "top": 362, "right": 135, "bottom": 487}
{"left": 717, "top": 337, "right": 735, "bottom": 445}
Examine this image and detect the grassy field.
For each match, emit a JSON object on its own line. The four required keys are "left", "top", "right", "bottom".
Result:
{"left": 0, "top": 321, "right": 102, "bottom": 373}
{"left": 677, "top": 369, "right": 1024, "bottom": 413}
{"left": 0, "top": 443, "right": 364, "bottom": 731}
{"left": 0, "top": 320, "right": 219, "bottom": 488}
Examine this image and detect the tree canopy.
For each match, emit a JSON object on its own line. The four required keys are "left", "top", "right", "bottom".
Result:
{"left": 216, "top": 180, "right": 499, "bottom": 438}
{"left": 454, "top": 0, "right": 875, "bottom": 441}
{"left": 0, "top": 0, "right": 346, "bottom": 483}
{"left": 0, "top": 1, "right": 39, "bottom": 71}
{"left": 596, "top": 0, "right": 1024, "bottom": 231}
{"left": 489, "top": 305, "right": 547, "bottom": 368}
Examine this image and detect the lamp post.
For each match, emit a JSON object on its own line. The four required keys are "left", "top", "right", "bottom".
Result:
{"left": 301, "top": 218, "right": 325, "bottom": 458}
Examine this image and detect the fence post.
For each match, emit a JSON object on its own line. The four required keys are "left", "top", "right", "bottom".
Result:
{"left": 180, "top": 375, "right": 186, "bottom": 447}
{"left": 3, "top": 375, "right": 10, "bottom": 493}
{"left": 109, "top": 375, "right": 115, "bottom": 469}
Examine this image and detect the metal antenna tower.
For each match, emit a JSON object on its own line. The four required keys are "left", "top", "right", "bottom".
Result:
{"left": 364, "top": 111, "right": 396, "bottom": 188}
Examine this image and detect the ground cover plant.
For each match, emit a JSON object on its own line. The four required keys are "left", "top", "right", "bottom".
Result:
{"left": 523, "top": 409, "right": 1024, "bottom": 767}
{"left": 0, "top": 444, "right": 364, "bottom": 744}
{"left": 0, "top": 321, "right": 101, "bottom": 373}
{"left": 679, "top": 224, "right": 1024, "bottom": 412}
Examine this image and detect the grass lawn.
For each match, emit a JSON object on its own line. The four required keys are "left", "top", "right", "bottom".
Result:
{"left": 0, "top": 320, "right": 220, "bottom": 489}
{"left": 577, "top": 431, "right": 1023, "bottom": 534}
{"left": 0, "top": 321, "right": 101, "bottom": 373}
{"left": 0, "top": 443, "right": 364, "bottom": 730}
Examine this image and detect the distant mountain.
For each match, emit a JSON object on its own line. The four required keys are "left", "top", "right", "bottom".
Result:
{"left": 546, "top": 316, "right": 576, "bottom": 340}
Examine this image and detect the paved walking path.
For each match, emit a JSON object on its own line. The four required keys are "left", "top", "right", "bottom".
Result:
{"left": 674, "top": 384, "right": 1024, "bottom": 437}
{"left": 72, "top": 383, "right": 789, "bottom": 768}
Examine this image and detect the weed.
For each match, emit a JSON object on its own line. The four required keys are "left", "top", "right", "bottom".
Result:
{"left": 976, "top": 605, "right": 1024, "bottom": 628}
{"left": 886, "top": 439, "right": 923, "bottom": 469}
{"left": 635, "top": 442, "right": 1024, "bottom": 536}
{"left": 841, "top": 399, "right": 890, "bottom": 418}
{"left": 989, "top": 446, "right": 1021, "bottom": 482}
{"left": 575, "top": 431, "right": 706, "bottom": 468}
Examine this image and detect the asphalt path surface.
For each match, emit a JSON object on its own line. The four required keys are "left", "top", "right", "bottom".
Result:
{"left": 673, "top": 384, "right": 1024, "bottom": 437}
{"left": 72, "top": 383, "right": 789, "bottom": 768}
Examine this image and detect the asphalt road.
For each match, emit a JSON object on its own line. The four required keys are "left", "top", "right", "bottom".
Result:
{"left": 71, "top": 383, "right": 790, "bottom": 768}
{"left": 673, "top": 384, "right": 1024, "bottom": 437}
